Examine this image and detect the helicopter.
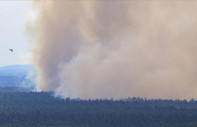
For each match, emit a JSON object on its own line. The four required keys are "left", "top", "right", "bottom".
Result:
{"left": 9, "top": 49, "right": 13, "bottom": 52}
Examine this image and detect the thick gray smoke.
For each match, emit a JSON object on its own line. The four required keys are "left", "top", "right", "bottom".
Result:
{"left": 28, "top": 1, "right": 197, "bottom": 99}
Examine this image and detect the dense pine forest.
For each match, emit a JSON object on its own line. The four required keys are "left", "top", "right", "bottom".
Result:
{"left": 0, "top": 87, "right": 197, "bottom": 127}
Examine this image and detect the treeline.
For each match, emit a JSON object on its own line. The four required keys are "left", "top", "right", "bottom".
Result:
{"left": 0, "top": 91, "right": 197, "bottom": 127}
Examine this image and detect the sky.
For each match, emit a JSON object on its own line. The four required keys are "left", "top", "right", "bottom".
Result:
{"left": 0, "top": 1, "right": 32, "bottom": 67}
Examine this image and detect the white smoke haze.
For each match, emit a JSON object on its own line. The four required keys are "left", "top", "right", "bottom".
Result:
{"left": 28, "top": 1, "right": 197, "bottom": 99}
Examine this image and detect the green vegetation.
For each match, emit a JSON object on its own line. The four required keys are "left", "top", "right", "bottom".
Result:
{"left": 0, "top": 90, "right": 196, "bottom": 127}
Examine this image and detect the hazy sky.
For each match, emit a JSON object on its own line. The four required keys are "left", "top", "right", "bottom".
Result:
{"left": 0, "top": 1, "right": 32, "bottom": 67}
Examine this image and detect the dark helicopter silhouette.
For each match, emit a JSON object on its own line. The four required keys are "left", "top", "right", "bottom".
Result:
{"left": 9, "top": 49, "right": 13, "bottom": 52}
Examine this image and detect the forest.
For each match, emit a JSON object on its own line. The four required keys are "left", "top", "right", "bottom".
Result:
{"left": 0, "top": 87, "right": 197, "bottom": 127}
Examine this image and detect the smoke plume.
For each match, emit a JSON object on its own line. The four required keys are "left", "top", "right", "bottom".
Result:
{"left": 28, "top": 1, "right": 197, "bottom": 99}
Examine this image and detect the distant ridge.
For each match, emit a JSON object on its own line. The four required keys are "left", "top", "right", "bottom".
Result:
{"left": 0, "top": 64, "right": 32, "bottom": 76}
{"left": 0, "top": 64, "right": 35, "bottom": 91}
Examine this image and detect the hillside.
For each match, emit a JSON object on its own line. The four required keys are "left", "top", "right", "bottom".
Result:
{"left": 0, "top": 92, "right": 197, "bottom": 127}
